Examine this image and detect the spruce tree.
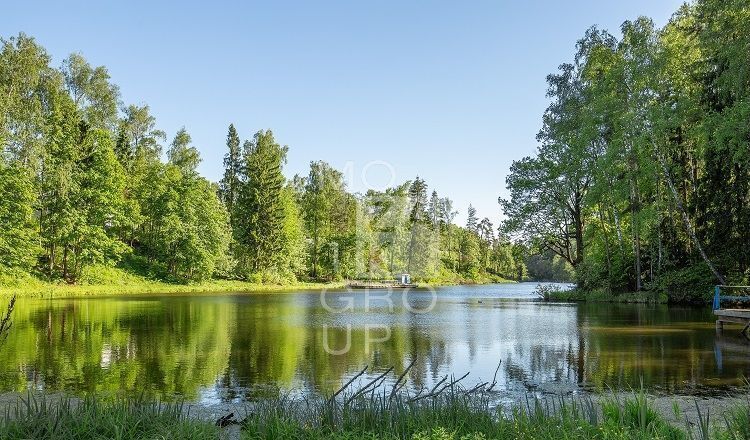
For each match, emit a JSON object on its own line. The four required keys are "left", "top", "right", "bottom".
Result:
{"left": 466, "top": 205, "right": 478, "bottom": 233}
{"left": 219, "top": 124, "right": 242, "bottom": 226}
{"left": 406, "top": 176, "right": 429, "bottom": 274}
{"left": 234, "top": 130, "right": 288, "bottom": 275}
{"left": 407, "top": 177, "right": 428, "bottom": 222}
{"left": 427, "top": 190, "right": 440, "bottom": 228}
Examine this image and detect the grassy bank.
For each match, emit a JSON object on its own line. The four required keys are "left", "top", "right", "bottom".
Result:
{"left": 0, "top": 268, "right": 346, "bottom": 298}
{"left": 0, "top": 264, "right": 515, "bottom": 298}
{"left": 0, "top": 278, "right": 346, "bottom": 298}
{"left": 2, "top": 388, "right": 749, "bottom": 439}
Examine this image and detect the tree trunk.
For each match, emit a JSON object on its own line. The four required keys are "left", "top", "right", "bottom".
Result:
{"left": 629, "top": 150, "right": 642, "bottom": 292}
{"left": 62, "top": 247, "right": 69, "bottom": 281}
{"left": 572, "top": 199, "right": 584, "bottom": 267}
{"left": 407, "top": 227, "right": 416, "bottom": 273}
{"left": 49, "top": 244, "right": 55, "bottom": 274}
{"left": 598, "top": 205, "right": 612, "bottom": 287}
{"left": 311, "top": 235, "right": 319, "bottom": 278}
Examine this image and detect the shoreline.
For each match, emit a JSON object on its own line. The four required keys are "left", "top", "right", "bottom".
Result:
{"left": 545, "top": 288, "right": 673, "bottom": 304}
{"left": 0, "top": 277, "right": 517, "bottom": 298}
{"left": 0, "top": 279, "right": 346, "bottom": 298}
{"left": 0, "top": 388, "right": 746, "bottom": 439}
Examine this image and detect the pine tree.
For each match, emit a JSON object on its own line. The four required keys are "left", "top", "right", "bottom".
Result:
{"left": 408, "top": 177, "right": 428, "bottom": 222}
{"left": 427, "top": 190, "right": 441, "bottom": 228}
{"left": 466, "top": 205, "right": 478, "bottom": 233}
{"left": 234, "top": 130, "right": 288, "bottom": 275}
{"left": 219, "top": 124, "right": 242, "bottom": 227}
{"left": 406, "top": 177, "right": 429, "bottom": 273}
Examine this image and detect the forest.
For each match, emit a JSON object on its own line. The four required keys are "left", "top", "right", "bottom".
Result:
{"left": 0, "top": 33, "right": 527, "bottom": 287}
{"left": 501, "top": 0, "right": 750, "bottom": 302}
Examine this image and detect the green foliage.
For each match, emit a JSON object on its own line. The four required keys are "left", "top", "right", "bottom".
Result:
{"left": 9, "top": 390, "right": 750, "bottom": 440}
{"left": 234, "top": 130, "right": 288, "bottom": 276}
{"left": 0, "top": 163, "right": 40, "bottom": 275}
{"left": 0, "top": 33, "right": 53, "bottom": 165}
{"left": 502, "top": 0, "right": 750, "bottom": 301}
{"left": 299, "top": 161, "right": 349, "bottom": 279}
{"left": 135, "top": 161, "right": 230, "bottom": 282}
{"left": 0, "top": 32, "right": 523, "bottom": 288}
{"left": 653, "top": 264, "right": 714, "bottom": 304}
{"left": 219, "top": 123, "right": 242, "bottom": 229}
{"left": 61, "top": 52, "right": 120, "bottom": 131}
{"left": 279, "top": 185, "right": 306, "bottom": 278}
{"left": 40, "top": 101, "right": 129, "bottom": 280}
{"left": 167, "top": 127, "right": 201, "bottom": 173}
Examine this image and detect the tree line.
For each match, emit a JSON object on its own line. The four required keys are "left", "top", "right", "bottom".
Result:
{"left": 501, "top": 0, "right": 750, "bottom": 301}
{"left": 0, "top": 33, "right": 525, "bottom": 284}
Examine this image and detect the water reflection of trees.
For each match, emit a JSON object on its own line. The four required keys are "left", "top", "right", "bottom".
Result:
{"left": 0, "top": 296, "right": 747, "bottom": 400}
{"left": 0, "top": 298, "right": 232, "bottom": 398}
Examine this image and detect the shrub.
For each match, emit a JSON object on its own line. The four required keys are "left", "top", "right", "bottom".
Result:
{"left": 654, "top": 264, "right": 714, "bottom": 304}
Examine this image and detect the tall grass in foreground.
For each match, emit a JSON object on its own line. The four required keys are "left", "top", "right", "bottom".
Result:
{"left": 0, "top": 394, "right": 219, "bottom": 439}
{"left": 240, "top": 389, "right": 686, "bottom": 440}
{"left": 3, "top": 389, "right": 750, "bottom": 439}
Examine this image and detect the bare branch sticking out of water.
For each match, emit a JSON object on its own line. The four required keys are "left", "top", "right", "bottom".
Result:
{"left": 346, "top": 366, "right": 394, "bottom": 405}
{"left": 408, "top": 372, "right": 470, "bottom": 403}
{"left": 0, "top": 295, "right": 16, "bottom": 344}
{"left": 390, "top": 357, "right": 417, "bottom": 401}
{"left": 331, "top": 365, "right": 368, "bottom": 402}
{"left": 487, "top": 360, "right": 502, "bottom": 392}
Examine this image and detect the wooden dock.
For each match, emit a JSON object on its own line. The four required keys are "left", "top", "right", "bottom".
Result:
{"left": 713, "top": 285, "right": 750, "bottom": 338}
{"left": 714, "top": 309, "right": 750, "bottom": 332}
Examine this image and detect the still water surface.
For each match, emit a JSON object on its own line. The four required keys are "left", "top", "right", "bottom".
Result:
{"left": 1, "top": 283, "right": 747, "bottom": 405}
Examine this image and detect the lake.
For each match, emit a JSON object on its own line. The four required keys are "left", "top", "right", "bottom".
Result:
{"left": 1, "top": 282, "right": 747, "bottom": 406}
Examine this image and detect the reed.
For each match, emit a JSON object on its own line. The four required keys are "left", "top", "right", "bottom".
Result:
{"left": 0, "top": 394, "right": 218, "bottom": 439}
{"left": 2, "top": 378, "right": 750, "bottom": 439}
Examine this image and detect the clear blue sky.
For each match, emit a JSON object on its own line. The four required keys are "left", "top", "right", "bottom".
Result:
{"left": 3, "top": 0, "right": 683, "bottom": 225}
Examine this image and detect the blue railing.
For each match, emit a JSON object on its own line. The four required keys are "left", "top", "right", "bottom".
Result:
{"left": 713, "top": 285, "right": 750, "bottom": 310}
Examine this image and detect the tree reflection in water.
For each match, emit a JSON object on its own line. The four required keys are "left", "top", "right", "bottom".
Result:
{"left": 0, "top": 285, "right": 746, "bottom": 403}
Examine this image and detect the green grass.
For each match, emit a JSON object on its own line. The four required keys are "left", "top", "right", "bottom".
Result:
{"left": 0, "top": 264, "right": 346, "bottom": 298}
{"left": 0, "top": 260, "right": 516, "bottom": 298}
{"left": 0, "top": 276, "right": 346, "bottom": 298}
{"left": 0, "top": 394, "right": 218, "bottom": 439}
{"left": 2, "top": 390, "right": 750, "bottom": 439}
{"left": 238, "top": 390, "right": 688, "bottom": 440}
